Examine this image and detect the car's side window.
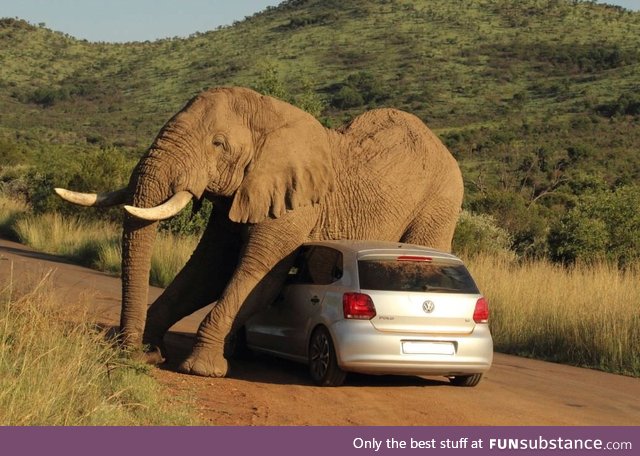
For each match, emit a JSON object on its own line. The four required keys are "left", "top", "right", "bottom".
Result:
{"left": 288, "top": 246, "right": 343, "bottom": 285}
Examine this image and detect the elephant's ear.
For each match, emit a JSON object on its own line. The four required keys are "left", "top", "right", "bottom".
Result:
{"left": 229, "top": 115, "right": 335, "bottom": 224}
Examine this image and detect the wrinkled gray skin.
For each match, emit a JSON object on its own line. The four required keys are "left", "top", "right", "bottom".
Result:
{"left": 61, "top": 87, "right": 463, "bottom": 377}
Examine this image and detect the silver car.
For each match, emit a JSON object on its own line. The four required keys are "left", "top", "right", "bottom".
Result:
{"left": 243, "top": 240, "right": 493, "bottom": 387}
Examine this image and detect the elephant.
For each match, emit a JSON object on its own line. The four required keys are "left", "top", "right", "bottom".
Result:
{"left": 55, "top": 86, "right": 464, "bottom": 377}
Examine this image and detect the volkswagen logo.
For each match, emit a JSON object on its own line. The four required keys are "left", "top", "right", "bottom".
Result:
{"left": 422, "top": 300, "right": 435, "bottom": 314}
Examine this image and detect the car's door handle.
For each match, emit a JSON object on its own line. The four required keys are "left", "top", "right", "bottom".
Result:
{"left": 310, "top": 296, "right": 320, "bottom": 304}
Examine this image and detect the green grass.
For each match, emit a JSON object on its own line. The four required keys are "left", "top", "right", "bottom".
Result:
{"left": 0, "top": 273, "right": 198, "bottom": 425}
{"left": 2, "top": 0, "right": 640, "bottom": 260}
{"left": 1, "top": 1, "right": 639, "bottom": 145}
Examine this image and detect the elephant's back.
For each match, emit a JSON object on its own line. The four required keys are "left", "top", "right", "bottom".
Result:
{"left": 335, "top": 108, "right": 458, "bottom": 182}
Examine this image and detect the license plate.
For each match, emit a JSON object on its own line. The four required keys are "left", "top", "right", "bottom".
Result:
{"left": 402, "top": 341, "right": 455, "bottom": 355}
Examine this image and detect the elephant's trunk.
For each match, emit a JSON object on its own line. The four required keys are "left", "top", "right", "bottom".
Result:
{"left": 120, "top": 214, "right": 158, "bottom": 347}
{"left": 118, "top": 151, "right": 183, "bottom": 347}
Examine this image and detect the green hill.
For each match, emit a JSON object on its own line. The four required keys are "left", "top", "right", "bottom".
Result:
{"left": 1, "top": 0, "right": 639, "bottom": 260}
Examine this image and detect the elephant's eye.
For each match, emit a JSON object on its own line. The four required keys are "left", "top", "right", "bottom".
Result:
{"left": 212, "top": 136, "right": 227, "bottom": 151}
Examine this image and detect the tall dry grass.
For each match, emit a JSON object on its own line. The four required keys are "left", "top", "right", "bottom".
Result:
{"left": 5, "top": 207, "right": 197, "bottom": 288}
{"left": 95, "top": 232, "right": 199, "bottom": 286}
{"left": 15, "top": 212, "right": 119, "bottom": 265}
{"left": 0, "top": 273, "right": 197, "bottom": 425}
{"left": 467, "top": 255, "right": 640, "bottom": 376}
{"left": 0, "top": 195, "right": 28, "bottom": 238}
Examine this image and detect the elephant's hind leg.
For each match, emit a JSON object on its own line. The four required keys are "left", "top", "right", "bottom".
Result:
{"left": 400, "top": 196, "right": 460, "bottom": 252}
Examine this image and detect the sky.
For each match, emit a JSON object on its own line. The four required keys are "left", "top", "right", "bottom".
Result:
{"left": 0, "top": 0, "right": 638, "bottom": 43}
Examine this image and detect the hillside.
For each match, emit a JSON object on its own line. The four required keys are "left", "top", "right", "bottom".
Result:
{"left": 1, "top": 0, "right": 639, "bottom": 259}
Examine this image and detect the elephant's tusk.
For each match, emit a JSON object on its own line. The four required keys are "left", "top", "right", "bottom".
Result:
{"left": 54, "top": 187, "right": 129, "bottom": 207}
{"left": 124, "top": 191, "right": 193, "bottom": 221}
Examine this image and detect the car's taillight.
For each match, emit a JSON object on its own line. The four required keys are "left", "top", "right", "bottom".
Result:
{"left": 343, "top": 292, "right": 376, "bottom": 320}
{"left": 473, "top": 297, "right": 489, "bottom": 323}
{"left": 397, "top": 255, "right": 432, "bottom": 262}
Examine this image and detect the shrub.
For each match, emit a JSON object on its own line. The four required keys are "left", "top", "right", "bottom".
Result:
{"left": 159, "top": 199, "right": 212, "bottom": 236}
{"left": 0, "top": 138, "right": 29, "bottom": 166}
{"left": 549, "top": 185, "right": 640, "bottom": 266}
{"left": 596, "top": 93, "right": 640, "bottom": 118}
{"left": 23, "top": 147, "right": 132, "bottom": 220}
{"left": 453, "top": 210, "right": 513, "bottom": 258}
{"left": 468, "top": 191, "right": 550, "bottom": 258}
{"left": 253, "top": 64, "right": 326, "bottom": 117}
{"left": 331, "top": 85, "right": 365, "bottom": 108}
{"left": 330, "top": 71, "right": 387, "bottom": 109}
{"left": 26, "top": 87, "right": 71, "bottom": 107}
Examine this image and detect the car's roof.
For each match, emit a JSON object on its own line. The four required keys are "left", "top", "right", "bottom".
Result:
{"left": 303, "top": 240, "right": 461, "bottom": 261}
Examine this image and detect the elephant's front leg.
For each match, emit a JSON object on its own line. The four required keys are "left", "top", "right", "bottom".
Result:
{"left": 178, "top": 208, "right": 319, "bottom": 377}
{"left": 142, "top": 200, "right": 242, "bottom": 364}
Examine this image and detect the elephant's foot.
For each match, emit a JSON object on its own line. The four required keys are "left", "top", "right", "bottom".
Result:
{"left": 142, "top": 332, "right": 167, "bottom": 365}
{"left": 178, "top": 345, "right": 228, "bottom": 377}
{"left": 127, "top": 344, "right": 166, "bottom": 365}
{"left": 141, "top": 344, "right": 166, "bottom": 365}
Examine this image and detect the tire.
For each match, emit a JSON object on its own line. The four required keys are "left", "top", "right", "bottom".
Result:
{"left": 308, "top": 327, "right": 346, "bottom": 387}
{"left": 450, "top": 373, "right": 483, "bottom": 387}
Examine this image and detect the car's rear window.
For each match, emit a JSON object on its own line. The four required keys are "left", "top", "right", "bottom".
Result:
{"left": 357, "top": 259, "right": 480, "bottom": 293}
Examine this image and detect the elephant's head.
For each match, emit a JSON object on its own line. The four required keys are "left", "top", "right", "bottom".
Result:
{"left": 56, "top": 87, "right": 335, "bottom": 347}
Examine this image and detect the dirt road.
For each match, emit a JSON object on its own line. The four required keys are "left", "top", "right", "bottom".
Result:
{"left": 1, "top": 238, "right": 639, "bottom": 426}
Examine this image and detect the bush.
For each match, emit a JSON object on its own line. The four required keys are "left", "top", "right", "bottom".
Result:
{"left": 549, "top": 185, "right": 640, "bottom": 266}
{"left": 23, "top": 147, "right": 133, "bottom": 220}
{"left": 468, "top": 191, "right": 550, "bottom": 258}
{"left": 26, "top": 87, "right": 71, "bottom": 107}
{"left": 596, "top": 93, "right": 640, "bottom": 118}
{"left": 159, "top": 199, "right": 212, "bottom": 236}
{"left": 253, "top": 64, "right": 326, "bottom": 117}
{"left": 0, "top": 138, "right": 29, "bottom": 166}
{"left": 330, "top": 71, "right": 387, "bottom": 109}
{"left": 453, "top": 210, "right": 513, "bottom": 258}
{"left": 331, "top": 85, "right": 365, "bottom": 108}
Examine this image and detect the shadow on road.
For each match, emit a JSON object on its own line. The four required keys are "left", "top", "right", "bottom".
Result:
{"left": 158, "top": 330, "right": 449, "bottom": 388}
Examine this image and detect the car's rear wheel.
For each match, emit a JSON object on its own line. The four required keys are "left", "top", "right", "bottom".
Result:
{"left": 450, "top": 373, "right": 483, "bottom": 387}
{"left": 309, "top": 327, "right": 346, "bottom": 387}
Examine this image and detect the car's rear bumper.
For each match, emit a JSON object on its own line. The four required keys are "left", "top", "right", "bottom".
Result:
{"left": 330, "top": 320, "right": 493, "bottom": 376}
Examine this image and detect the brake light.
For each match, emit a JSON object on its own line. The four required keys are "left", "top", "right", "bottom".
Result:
{"left": 397, "top": 255, "right": 432, "bottom": 262}
{"left": 343, "top": 292, "right": 376, "bottom": 320}
{"left": 473, "top": 297, "right": 489, "bottom": 323}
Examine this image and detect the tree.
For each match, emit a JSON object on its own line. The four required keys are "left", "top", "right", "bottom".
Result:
{"left": 549, "top": 185, "right": 640, "bottom": 266}
{"left": 254, "top": 63, "right": 326, "bottom": 117}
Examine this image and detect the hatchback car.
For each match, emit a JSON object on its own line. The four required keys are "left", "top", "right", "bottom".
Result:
{"left": 242, "top": 240, "right": 493, "bottom": 387}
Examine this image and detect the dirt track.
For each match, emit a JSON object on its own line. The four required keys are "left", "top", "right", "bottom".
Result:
{"left": 1, "top": 238, "right": 639, "bottom": 426}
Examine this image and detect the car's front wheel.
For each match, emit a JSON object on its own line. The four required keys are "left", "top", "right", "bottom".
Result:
{"left": 308, "top": 327, "right": 346, "bottom": 386}
{"left": 450, "top": 373, "right": 483, "bottom": 387}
